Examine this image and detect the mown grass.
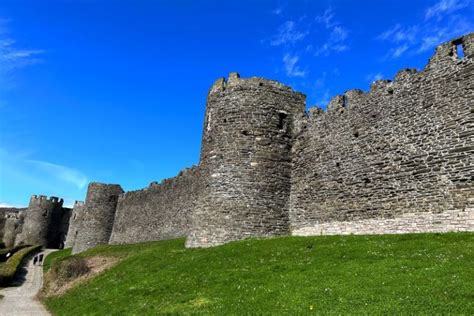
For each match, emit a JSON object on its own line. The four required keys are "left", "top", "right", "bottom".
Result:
{"left": 44, "top": 233, "right": 474, "bottom": 315}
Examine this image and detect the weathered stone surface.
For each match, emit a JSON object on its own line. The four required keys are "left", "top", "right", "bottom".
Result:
{"left": 64, "top": 201, "right": 84, "bottom": 248}
{"left": 72, "top": 183, "right": 123, "bottom": 254}
{"left": 293, "top": 208, "right": 474, "bottom": 236}
{"left": 14, "top": 195, "right": 68, "bottom": 248}
{"left": 109, "top": 167, "right": 200, "bottom": 244}
{"left": 289, "top": 32, "right": 474, "bottom": 234}
{"left": 186, "top": 73, "right": 306, "bottom": 247}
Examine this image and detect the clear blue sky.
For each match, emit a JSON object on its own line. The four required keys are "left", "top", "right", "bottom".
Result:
{"left": 0, "top": 0, "right": 472, "bottom": 207}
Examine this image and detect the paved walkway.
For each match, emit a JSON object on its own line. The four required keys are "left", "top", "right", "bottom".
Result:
{"left": 0, "top": 249, "right": 56, "bottom": 316}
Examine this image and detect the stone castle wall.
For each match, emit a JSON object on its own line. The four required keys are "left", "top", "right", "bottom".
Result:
{"left": 6, "top": 33, "right": 472, "bottom": 252}
{"left": 109, "top": 167, "right": 200, "bottom": 245}
{"left": 64, "top": 201, "right": 85, "bottom": 249}
{"left": 2, "top": 211, "right": 25, "bottom": 248}
{"left": 14, "top": 195, "right": 65, "bottom": 248}
{"left": 72, "top": 183, "right": 123, "bottom": 254}
{"left": 186, "top": 73, "right": 306, "bottom": 247}
{"left": 290, "top": 33, "right": 474, "bottom": 233}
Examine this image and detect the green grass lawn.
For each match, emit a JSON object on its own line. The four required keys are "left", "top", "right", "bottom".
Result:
{"left": 43, "top": 233, "right": 474, "bottom": 315}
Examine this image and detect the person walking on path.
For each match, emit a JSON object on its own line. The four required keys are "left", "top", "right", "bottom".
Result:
{"left": 33, "top": 255, "right": 38, "bottom": 265}
{"left": 0, "top": 249, "right": 56, "bottom": 316}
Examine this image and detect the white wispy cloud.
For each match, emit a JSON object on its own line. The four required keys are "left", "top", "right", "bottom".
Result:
{"left": 314, "top": 9, "right": 350, "bottom": 56}
{"left": 0, "top": 19, "right": 44, "bottom": 87}
{"left": 26, "top": 159, "right": 88, "bottom": 189}
{"left": 425, "top": 0, "right": 470, "bottom": 20}
{"left": 270, "top": 21, "right": 308, "bottom": 46}
{"left": 0, "top": 147, "right": 88, "bottom": 206}
{"left": 266, "top": 8, "right": 349, "bottom": 79}
{"left": 377, "top": 0, "right": 473, "bottom": 59}
{"left": 315, "top": 9, "right": 336, "bottom": 29}
{"left": 377, "top": 24, "right": 418, "bottom": 43}
{"left": 365, "top": 72, "right": 384, "bottom": 82}
{"left": 282, "top": 53, "right": 306, "bottom": 77}
{"left": 315, "top": 89, "right": 331, "bottom": 107}
{"left": 272, "top": 7, "right": 283, "bottom": 16}
{"left": 0, "top": 202, "right": 22, "bottom": 208}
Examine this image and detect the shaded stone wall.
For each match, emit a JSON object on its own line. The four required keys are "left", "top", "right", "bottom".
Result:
{"left": 64, "top": 201, "right": 84, "bottom": 248}
{"left": 186, "top": 73, "right": 306, "bottom": 247}
{"left": 109, "top": 167, "right": 200, "bottom": 245}
{"left": 0, "top": 208, "right": 24, "bottom": 243}
{"left": 72, "top": 183, "right": 123, "bottom": 254}
{"left": 14, "top": 195, "right": 65, "bottom": 248}
{"left": 57, "top": 207, "right": 72, "bottom": 248}
{"left": 290, "top": 33, "right": 474, "bottom": 233}
{"left": 2, "top": 211, "right": 25, "bottom": 248}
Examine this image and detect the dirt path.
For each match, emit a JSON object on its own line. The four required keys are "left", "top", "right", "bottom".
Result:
{"left": 0, "top": 249, "right": 56, "bottom": 316}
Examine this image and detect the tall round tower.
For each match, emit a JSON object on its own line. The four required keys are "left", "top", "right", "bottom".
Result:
{"left": 64, "top": 201, "right": 84, "bottom": 249}
{"left": 72, "top": 183, "right": 123, "bottom": 254}
{"left": 186, "top": 73, "right": 306, "bottom": 247}
{"left": 14, "top": 195, "right": 64, "bottom": 248}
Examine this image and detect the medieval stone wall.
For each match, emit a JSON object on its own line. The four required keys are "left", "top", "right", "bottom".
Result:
{"left": 289, "top": 33, "right": 474, "bottom": 233}
{"left": 72, "top": 183, "right": 123, "bottom": 254}
{"left": 14, "top": 195, "right": 65, "bottom": 248}
{"left": 109, "top": 167, "right": 200, "bottom": 245}
{"left": 64, "top": 201, "right": 84, "bottom": 248}
{"left": 0, "top": 208, "right": 24, "bottom": 243}
{"left": 7, "top": 33, "right": 472, "bottom": 252}
{"left": 186, "top": 73, "right": 306, "bottom": 247}
{"left": 2, "top": 211, "right": 25, "bottom": 248}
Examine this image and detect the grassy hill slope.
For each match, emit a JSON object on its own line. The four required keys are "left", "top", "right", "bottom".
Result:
{"left": 43, "top": 233, "right": 473, "bottom": 314}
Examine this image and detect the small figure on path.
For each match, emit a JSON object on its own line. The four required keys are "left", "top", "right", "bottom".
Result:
{"left": 33, "top": 255, "right": 38, "bottom": 265}
{"left": 38, "top": 254, "right": 44, "bottom": 265}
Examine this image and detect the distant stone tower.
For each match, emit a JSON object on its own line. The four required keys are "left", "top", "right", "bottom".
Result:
{"left": 14, "top": 195, "right": 64, "bottom": 248}
{"left": 72, "top": 183, "right": 123, "bottom": 254}
{"left": 186, "top": 73, "right": 306, "bottom": 247}
{"left": 64, "top": 201, "right": 84, "bottom": 249}
{"left": 2, "top": 211, "right": 25, "bottom": 248}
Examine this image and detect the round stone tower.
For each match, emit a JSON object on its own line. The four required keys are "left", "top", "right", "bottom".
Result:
{"left": 2, "top": 211, "right": 24, "bottom": 248}
{"left": 186, "top": 73, "right": 306, "bottom": 247}
{"left": 64, "top": 200, "right": 84, "bottom": 249}
{"left": 14, "top": 195, "right": 63, "bottom": 248}
{"left": 72, "top": 183, "right": 123, "bottom": 254}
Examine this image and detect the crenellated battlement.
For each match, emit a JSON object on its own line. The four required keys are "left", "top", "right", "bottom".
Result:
{"left": 309, "top": 32, "right": 473, "bottom": 120}
{"left": 118, "top": 166, "right": 200, "bottom": 201}
{"left": 209, "top": 72, "right": 305, "bottom": 97}
{"left": 29, "top": 194, "right": 64, "bottom": 208}
{"left": 74, "top": 200, "right": 85, "bottom": 207}
{"left": 426, "top": 32, "right": 474, "bottom": 69}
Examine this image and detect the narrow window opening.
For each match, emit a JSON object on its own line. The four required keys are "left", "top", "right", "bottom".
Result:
{"left": 342, "top": 95, "right": 348, "bottom": 108}
{"left": 278, "top": 112, "right": 288, "bottom": 130}
{"left": 242, "top": 130, "right": 249, "bottom": 136}
{"left": 388, "top": 88, "right": 394, "bottom": 95}
{"left": 353, "top": 131, "right": 359, "bottom": 138}
{"left": 223, "top": 118, "right": 227, "bottom": 123}
{"left": 456, "top": 43, "right": 465, "bottom": 59}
